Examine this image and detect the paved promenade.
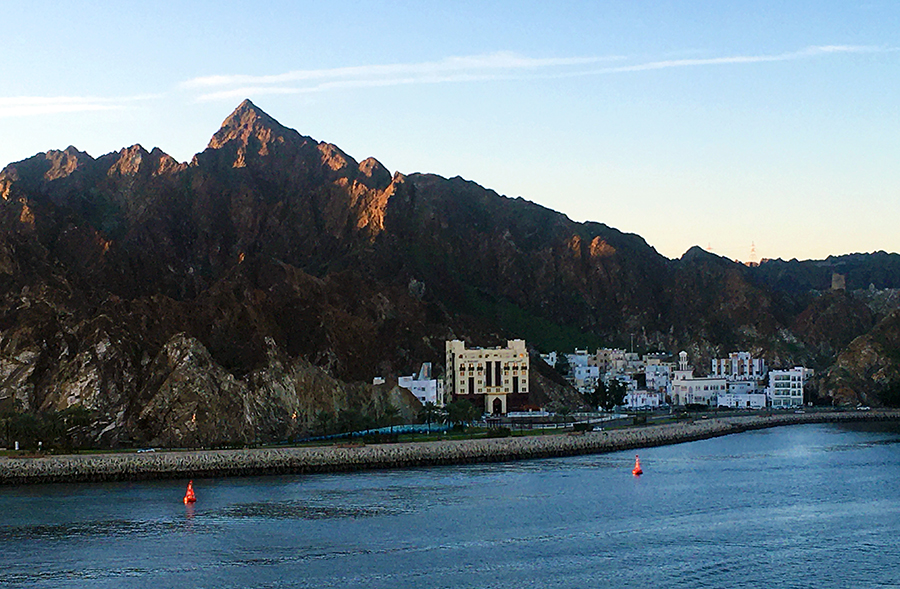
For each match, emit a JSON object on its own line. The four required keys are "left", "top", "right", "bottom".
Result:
{"left": 2, "top": 410, "right": 897, "bottom": 485}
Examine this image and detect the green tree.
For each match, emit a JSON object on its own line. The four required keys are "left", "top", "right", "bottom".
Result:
{"left": 555, "top": 354, "right": 571, "bottom": 378}
{"left": 379, "top": 404, "right": 402, "bottom": 434}
{"left": 418, "top": 402, "right": 444, "bottom": 428}
{"left": 7, "top": 413, "right": 40, "bottom": 450}
{"left": 594, "top": 379, "right": 628, "bottom": 411}
{"left": 446, "top": 400, "right": 480, "bottom": 428}
{"left": 314, "top": 410, "right": 333, "bottom": 436}
{"left": 337, "top": 409, "right": 373, "bottom": 434}
{"left": 584, "top": 381, "right": 606, "bottom": 410}
{"left": 60, "top": 405, "right": 94, "bottom": 450}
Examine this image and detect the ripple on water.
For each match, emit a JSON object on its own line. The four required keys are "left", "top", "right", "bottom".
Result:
{"left": 0, "top": 517, "right": 214, "bottom": 542}
{"left": 217, "top": 500, "right": 404, "bottom": 520}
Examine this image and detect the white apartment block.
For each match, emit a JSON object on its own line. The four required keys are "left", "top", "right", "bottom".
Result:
{"left": 445, "top": 339, "right": 529, "bottom": 415}
{"left": 768, "top": 367, "right": 814, "bottom": 408}
{"left": 398, "top": 362, "right": 444, "bottom": 406}
{"left": 711, "top": 351, "right": 767, "bottom": 381}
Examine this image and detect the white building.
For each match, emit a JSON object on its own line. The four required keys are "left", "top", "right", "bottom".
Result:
{"left": 573, "top": 364, "right": 600, "bottom": 394}
{"left": 398, "top": 362, "right": 444, "bottom": 406}
{"left": 623, "top": 352, "right": 644, "bottom": 374}
{"left": 726, "top": 380, "right": 763, "bottom": 395}
{"left": 624, "top": 390, "right": 662, "bottom": 409}
{"left": 566, "top": 349, "right": 591, "bottom": 369}
{"left": 596, "top": 348, "right": 627, "bottom": 375}
{"left": 711, "top": 351, "right": 767, "bottom": 381}
{"left": 671, "top": 351, "right": 726, "bottom": 407}
{"left": 717, "top": 392, "right": 768, "bottom": 409}
{"left": 445, "top": 339, "right": 529, "bottom": 415}
{"left": 540, "top": 351, "right": 558, "bottom": 369}
{"left": 767, "top": 367, "right": 814, "bottom": 408}
{"left": 645, "top": 363, "right": 673, "bottom": 397}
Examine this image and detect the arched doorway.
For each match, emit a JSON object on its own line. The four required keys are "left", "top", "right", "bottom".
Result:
{"left": 492, "top": 398, "right": 503, "bottom": 415}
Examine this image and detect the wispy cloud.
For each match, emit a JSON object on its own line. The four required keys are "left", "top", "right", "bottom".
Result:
{"left": 183, "top": 52, "right": 620, "bottom": 88}
{"left": 563, "top": 44, "right": 889, "bottom": 77}
{"left": 0, "top": 95, "right": 157, "bottom": 118}
{"left": 184, "top": 45, "right": 893, "bottom": 102}
{"left": 183, "top": 52, "right": 624, "bottom": 101}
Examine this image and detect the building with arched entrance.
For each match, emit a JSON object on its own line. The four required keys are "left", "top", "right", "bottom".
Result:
{"left": 445, "top": 339, "right": 530, "bottom": 415}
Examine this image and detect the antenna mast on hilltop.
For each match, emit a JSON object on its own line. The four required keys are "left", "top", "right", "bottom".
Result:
{"left": 749, "top": 241, "right": 758, "bottom": 265}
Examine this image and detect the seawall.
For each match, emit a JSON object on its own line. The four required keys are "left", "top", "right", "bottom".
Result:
{"left": 2, "top": 410, "right": 897, "bottom": 485}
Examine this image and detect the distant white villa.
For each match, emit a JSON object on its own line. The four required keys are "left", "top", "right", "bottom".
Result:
{"left": 398, "top": 362, "right": 444, "bottom": 406}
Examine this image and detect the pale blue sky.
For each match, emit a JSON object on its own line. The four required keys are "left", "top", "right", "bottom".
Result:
{"left": 2, "top": 1, "right": 898, "bottom": 261}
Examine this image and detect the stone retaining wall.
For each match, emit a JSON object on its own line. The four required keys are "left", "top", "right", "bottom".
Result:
{"left": 2, "top": 411, "right": 897, "bottom": 485}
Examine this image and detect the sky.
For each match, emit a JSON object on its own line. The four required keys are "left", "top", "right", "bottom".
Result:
{"left": 2, "top": 1, "right": 898, "bottom": 262}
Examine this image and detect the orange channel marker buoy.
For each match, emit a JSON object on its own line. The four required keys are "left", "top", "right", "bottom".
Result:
{"left": 632, "top": 455, "right": 643, "bottom": 476}
{"left": 183, "top": 480, "right": 197, "bottom": 504}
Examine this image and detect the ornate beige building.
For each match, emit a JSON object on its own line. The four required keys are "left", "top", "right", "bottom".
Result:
{"left": 445, "top": 339, "right": 529, "bottom": 415}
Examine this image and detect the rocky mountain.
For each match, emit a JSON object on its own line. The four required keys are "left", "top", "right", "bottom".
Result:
{"left": 816, "top": 310, "right": 900, "bottom": 407}
{"left": 1, "top": 99, "right": 898, "bottom": 447}
{"left": 750, "top": 252, "right": 900, "bottom": 293}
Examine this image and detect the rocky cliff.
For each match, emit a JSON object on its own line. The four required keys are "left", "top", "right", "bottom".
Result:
{"left": 1, "top": 100, "right": 898, "bottom": 446}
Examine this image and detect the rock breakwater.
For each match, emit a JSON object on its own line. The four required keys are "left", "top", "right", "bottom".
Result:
{"left": 2, "top": 411, "right": 897, "bottom": 485}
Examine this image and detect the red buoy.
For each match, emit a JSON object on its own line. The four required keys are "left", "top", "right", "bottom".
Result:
{"left": 632, "top": 455, "right": 643, "bottom": 476}
{"left": 183, "top": 480, "right": 197, "bottom": 504}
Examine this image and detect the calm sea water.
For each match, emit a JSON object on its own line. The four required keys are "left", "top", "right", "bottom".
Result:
{"left": 2, "top": 422, "right": 900, "bottom": 588}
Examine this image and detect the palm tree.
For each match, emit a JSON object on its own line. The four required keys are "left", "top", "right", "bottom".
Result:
{"left": 418, "top": 402, "right": 444, "bottom": 430}
{"left": 446, "top": 400, "right": 480, "bottom": 428}
{"left": 314, "top": 410, "right": 332, "bottom": 437}
{"left": 380, "top": 404, "right": 402, "bottom": 434}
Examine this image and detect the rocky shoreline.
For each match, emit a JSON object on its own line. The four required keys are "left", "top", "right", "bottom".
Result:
{"left": 2, "top": 410, "right": 898, "bottom": 485}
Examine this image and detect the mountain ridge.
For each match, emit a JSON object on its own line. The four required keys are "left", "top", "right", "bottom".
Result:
{"left": 1, "top": 100, "right": 898, "bottom": 447}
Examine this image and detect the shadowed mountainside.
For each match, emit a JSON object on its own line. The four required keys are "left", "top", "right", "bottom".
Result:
{"left": 1, "top": 100, "right": 899, "bottom": 446}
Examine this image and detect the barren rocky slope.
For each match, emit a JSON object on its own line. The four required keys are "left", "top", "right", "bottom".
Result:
{"left": 1, "top": 100, "right": 898, "bottom": 447}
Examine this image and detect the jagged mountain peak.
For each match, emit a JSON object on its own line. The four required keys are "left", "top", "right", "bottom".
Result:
{"left": 0, "top": 145, "right": 95, "bottom": 187}
{"left": 208, "top": 98, "right": 296, "bottom": 150}
{"left": 357, "top": 157, "right": 392, "bottom": 189}
{"left": 107, "top": 144, "right": 185, "bottom": 177}
{"left": 680, "top": 245, "right": 735, "bottom": 265}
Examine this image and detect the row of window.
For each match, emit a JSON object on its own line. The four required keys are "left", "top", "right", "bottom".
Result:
{"left": 459, "top": 365, "right": 527, "bottom": 371}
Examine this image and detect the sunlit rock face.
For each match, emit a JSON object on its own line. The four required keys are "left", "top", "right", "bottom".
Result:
{"left": 2, "top": 100, "right": 900, "bottom": 447}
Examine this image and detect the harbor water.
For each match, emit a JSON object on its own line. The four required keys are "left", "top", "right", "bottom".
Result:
{"left": 1, "top": 421, "right": 899, "bottom": 588}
